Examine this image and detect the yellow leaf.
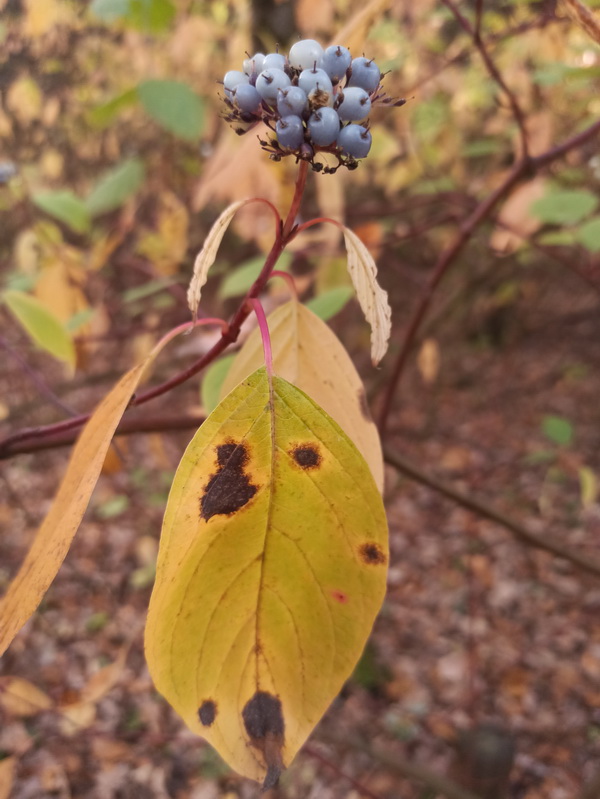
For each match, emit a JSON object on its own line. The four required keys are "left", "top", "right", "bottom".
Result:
{"left": 6, "top": 77, "right": 42, "bottom": 124}
{"left": 136, "top": 191, "right": 189, "bottom": 276}
{"left": 23, "top": 0, "right": 72, "bottom": 37}
{"left": 220, "top": 300, "right": 384, "bottom": 492}
{"left": 35, "top": 250, "right": 88, "bottom": 325}
{"left": 417, "top": 338, "right": 440, "bottom": 384}
{"left": 2, "top": 290, "right": 76, "bottom": 368}
{"left": 0, "top": 332, "right": 178, "bottom": 657}
{"left": 341, "top": 226, "right": 391, "bottom": 365}
{"left": 0, "top": 677, "right": 53, "bottom": 717}
{"left": 187, "top": 200, "right": 248, "bottom": 319}
{"left": 579, "top": 466, "right": 598, "bottom": 508}
{"left": 0, "top": 756, "right": 15, "bottom": 799}
{"left": 145, "top": 367, "right": 388, "bottom": 787}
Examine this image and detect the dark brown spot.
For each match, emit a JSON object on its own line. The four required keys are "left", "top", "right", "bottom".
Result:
{"left": 331, "top": 590, "right": 349, "bottom": 604}
{"left": 198, "top": 699, "right": 217, "bottom": 726}
{"left": 358, "top": 389, "right": 373, "bottom": 422}
{"left": 242, "top": 691, "right": 285, "bottom": 790}
{"left": 200, "top": 440, "right": 259, "bottom": 521}
{"left": 359, "top": 542, "right": 387, "bottom": 565}
{"left": 291, "top": 445, "right": 321, "bottom": 469}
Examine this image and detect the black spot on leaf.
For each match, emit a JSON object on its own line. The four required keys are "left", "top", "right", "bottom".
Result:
{"left": 291, "top": 445, "right": 321, "bottom": 469}
{"left": 200, "top": 440, "right": 259, "bottom": 521}
{"left": 242, "top": 691, "right": 285, "bottom": 790}
{"left": 198, "top": 699, "right": 217, "bottom": 726}
{"left": 359, "top": 542, "right": 387, "bottom": 565}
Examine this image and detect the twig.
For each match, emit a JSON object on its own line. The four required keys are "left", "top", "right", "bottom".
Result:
{"left": 0, "top": 334, "right": 79, "bottom": 418}
{"left": 322, "top": 732, "right": 484, "bottom": 799}
{"left": 303, "top": 745, "right": 384, "bottom": 799}
{"left": 561, "top": 0, "right": 600, "bottom": 44}
{"left": 384, "top": 446, "right": 600, "bottom": 579}
{"left": 377, "top": 115, "right": 600, "bottom": 435}
{"left": 441, "top": 0, "right": 530, "bottom": 157}
{"left": 474, "top": 0, "right": 484, "bottom": 39}
{"left": 0, "top": 413, "right": 205, "bottom": 457}
{"left": 0, "top": 162, "right": 309, "bottom": 461}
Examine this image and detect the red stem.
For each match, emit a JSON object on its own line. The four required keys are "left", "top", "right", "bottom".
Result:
{"left": 250, "top": 298, "right": 273, "bottom": 375}
{"left": 0, "top": 162, "right": 310, "bottom": 460}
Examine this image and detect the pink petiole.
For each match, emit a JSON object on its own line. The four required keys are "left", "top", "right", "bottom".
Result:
{"left": 249, "top": 298, "right": 273, "bottom": 377}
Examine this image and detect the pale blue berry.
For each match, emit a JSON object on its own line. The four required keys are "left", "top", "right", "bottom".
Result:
{"left": 255, "top": 67, "right": 291, "bottom": 103}
{"left": 307, "top": 107, "right": 340, "bottom": 146}
{"left": 263, "top": 52, "right": 287, "bottom": 71}
{"left": 233, "top": 83, "right": 262, "bottom": 113}
{"left": 223, "top": 70, "right": 249, "bottom": 98}
{"left": 348, "top": 57, "right": 380, "bottom": 93}
{"left": 288, "top": 39, "right": 323, "bottom": 70}
{"left": 337, "top": 124, "right": 372, "bottom": 158}
{"left": 277, "top": 86, "right": 308, "bottom": 117}
{"left": 242, "top": 53, "right": 266, "bottom": 76}
{"left": 336, "top": 86, "right": 371, "bottom": 120}
{"left": 321, "top": 45, "right": 352, "bottom": 83}
{"left": 276, "top": 115, "right": 305, "bottom": 149}
{"left": 298, "top": 67, "right": 332, "bottom": 96}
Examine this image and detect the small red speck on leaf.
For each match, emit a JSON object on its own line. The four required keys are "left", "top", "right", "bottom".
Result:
{"left": 331, "top": 590, "right": 348, "bottom": 604}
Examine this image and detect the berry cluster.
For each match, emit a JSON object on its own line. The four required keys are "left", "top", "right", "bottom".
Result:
{"left": 221, "top": 39, "right": 403, "bottom": 173}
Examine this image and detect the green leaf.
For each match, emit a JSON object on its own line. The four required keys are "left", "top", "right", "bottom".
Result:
{"left": 32, "top": 191, "right": 90, "bottom": 234}
{"left": 90, "top": 0, "right": 129, "bottom": 20}
{"left": 127, "top": 0, "right": 175, "bottom": 31}
{"left": 531, "top": 190, "right": 598, "bottom": 226}
{"left": 121, "top": 277, "right": 177, "bottom": 304}
{"left": 576, "top": 217, "right": 600, "bottom": 253}
{"left": 90, "top": 0, "right": 175, "bottom": 32}
{"left": 137, "top": 80, "right": 204, "bottom": 141}
{"left": 541, "top": 415, "right": 573, "bottom": 447}
{"left": 2, "top": 290, "right": 76, "bottom": 367}
{"left": 96, "top": 495, "right": 130, "bottom": 519}
{"left": 219, "top": 253, "right": 292, "bottom": 299}
{"left": 66, "top": 308, "right": 96, "bottom": 332}
{"left": 87, "top": 88, "right": 137, "bottom": 128}
{"left": 306, "top": 286, "right": 354, "bottom": 321}
{"left": 537, "top": 230, "right": 577, "bottom": 246}
{"left": 85, "top": 158, "right": 145, "bottom": 217}
{"left": 201, "top": 354, "right": 235, "bottom": 414}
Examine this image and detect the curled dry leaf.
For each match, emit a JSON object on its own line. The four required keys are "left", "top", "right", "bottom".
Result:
{"left": 187, "top": 200, "right": 248, "bottom": 320}
{"left": 220, "top": 300, "right": 384, "bottom": 492}
{"left": 0, "top": 677, "right": 53, "bottom": 718}
{"left": 341, "top": 226, "right": 391, "bottom": 365}
{"left": 0, "top": 333, "right": 180, "bottom": 657}
{"left": 145, "top": 367, "right": 388, "bottom": 787}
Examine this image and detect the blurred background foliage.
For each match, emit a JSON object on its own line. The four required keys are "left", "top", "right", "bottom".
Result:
{"left": 1, "top": 0, "right": 599, "bottom": 390}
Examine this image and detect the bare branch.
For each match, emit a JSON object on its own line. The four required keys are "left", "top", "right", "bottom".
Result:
{"left": 321, "top": 732, "right": 484, "bottom": 799}
{"left": 377, "top": 115, "right": 600, "bottom": 435}
{"left": 384, "top": 447, "right": 600, "bottom": 580}
{"left": 441, "top": 0, "right": 530, "bottom": 157}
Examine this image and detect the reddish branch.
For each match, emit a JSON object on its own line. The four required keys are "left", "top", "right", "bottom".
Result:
{"left": 0, "top": 161, "right": 309, "bottom": 461}
{"left": 377, "top": 115, "right": 600, "bottom": 435}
